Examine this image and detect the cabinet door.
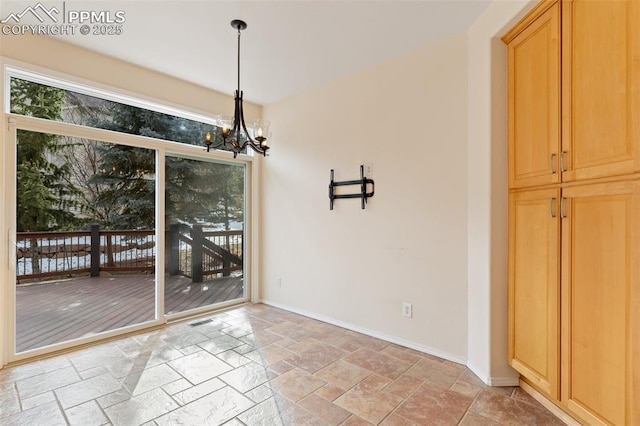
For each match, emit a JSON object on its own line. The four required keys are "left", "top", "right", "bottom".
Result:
{"left": 506, "top": 2, "right": 561, "bottom": 189}
{"left": 562, "top": 0, "right": 640, "bottom": 181}
{"left": 508, "top": 188, "right": 560, "bottom": 399}
{"left": 561, "top": 181, "right": 640, "bottom": 425}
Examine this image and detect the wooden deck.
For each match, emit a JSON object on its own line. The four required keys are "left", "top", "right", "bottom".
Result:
{"left": 16, "top": 274, "right": 244, "bottom": 352}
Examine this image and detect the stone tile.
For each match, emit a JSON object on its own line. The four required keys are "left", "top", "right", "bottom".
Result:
{"left": 344, "top": 332, "right": 389, "bottom": 351}
{"left": 37, "top": 355, "right": 72, "bottom": 372}
{"left": 512, "top": 387, "right": 539, "bottom": 404}
{"left": 314, "top": 360, "right": 371, "bottom": 390}
{"left": 161, "top": 378, "right": 192, "bottom": 395}
{"left": 298, "top": 393, "right": 351, "bottom": 425}
{"left": 344, "top": 348, "right": 411, "bottom": 380}
{"left": 1, "top": 401, "right": 66, "bottom": 426}
{"left": 245, "top": 383, "right": 278, "bottom": 403}
{"left": 380, "top": 345, "right": 422, "bottom": 365}
{"left": 379, "top": 413, "right": 419, "bottom": 426}
{"left": 450, "top": 379, "right": 483, "bottom": 398}
{"left": 167, "top": 350, "right": 232, "bottom": 385}
{"left": 315, "top": 384, "right": 346, "bottom": 402}
{"left": 155, "top": 386, "right": 253, "bottom": 425}
{"left": 241, "top": 330, "right": 283, "bottom": 347}
{"left": 0, "top": 383, "right": 21, "bottom": 418}
{"left": 236, "top": 397, "right": 287, "bottom": 426}
{"left": 219, "top": 362, "right": 273, "bottom": 393}
{"left": 457, "top": 369, "right": 489, "bottom": 387}
{"left": 269, "top": 360, "right": 296, "bottom": 376}
{"left": 177, "top": 345, "right": 203, "bottom": 356}
{"left": 104, "top": 388, "right": 179, "bottom": 425}
{"left": 383, "top": 374, "right": 424, "bottom": 399}
{"left": 68, "top": 345, "right": 129, "bottom": 374}
{"left": 279, "top": 403, "right": 329, "bottom": 426}
{"left": 130, "top": 345, "right": 185, "bottom": 370}
{"left": 16, "top": 366, "right": 81, "bottom": 399}
{"left": 394, "top": 383, "right": 474, "bottom": 425}
{"left": 79, "top": 366, "right": 110, "bottom": 380}
{"left": 199, "top": 334, "right": 244, "bottom": 354}
{"left": 55, "top": 372, "right": 123, "bottom": 408}
{"left": 334, "top": 378, "right": 403, "bottom": 424}
{"left": 459, "top": 412, "right": 503, "bottom": 425}
{"left": 0, "top": 361, "right": 44, "bottom": 383}
{"left": 343, "top": 414, "right": 375, "bottom": 425}
{"left": 65, "top": 400, "right": 109, "bottom": 426}
{"left": 270, "top": 368, "right": 327, "bottom": 402}
{"left": 21, "top": 390, "right": 56, "bottom": 411}
{"left": 470, "top": 389, "right": 565, "bottom": 425}
{"left": 245, "top": 344, "right": 295, "bottom": 367}
{"left": 96, "top": 388, "right": 131, "bottom": 409}
{"left": 216, "top": 349, "right": 252, "bottom": 368}
{"left": 161, "top": 329, "right": 210, "bottom": 350}
{"left": 220, "top": 322, "right": 254, "bottom": 338}
{"left": 173, "top": 377, "right": 226, "bottom": 405}
{"left": 122, "top": 363, "right": 182, "bottom": 396}
{"left": 233, "top": 343, "right": 256, "bottom": 354}
{"left": 286, "top": 343, "right": 346, "bottom": 374}
{"left": 404, "top": 358, "right": 465, "bottom": 390}
{"left": 266, "top": 321, "right": 317, "bottom": 341}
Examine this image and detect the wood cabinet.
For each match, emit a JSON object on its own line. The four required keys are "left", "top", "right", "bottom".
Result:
{"left": 562, "top": 0, "right": 640, "bottom": 182}
{"left": 508, "top": 188, "right": 560, "bottom": 399}
{"left": 560, "top": 181, "right": 640, "bottom": 426}
{"left": 506, "top": 1, "right": 560, "bottom": 189}
{"left": 504, "top": 1, "right": 640, "bottom": 424}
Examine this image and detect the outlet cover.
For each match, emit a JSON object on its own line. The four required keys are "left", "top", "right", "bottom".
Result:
{"left": 402, "top": 302, "right": 412, "bottom": 318}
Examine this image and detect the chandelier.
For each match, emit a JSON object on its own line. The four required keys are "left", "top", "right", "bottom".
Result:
{"left": 204, "top": 19, "right": 270, "bottom": 158}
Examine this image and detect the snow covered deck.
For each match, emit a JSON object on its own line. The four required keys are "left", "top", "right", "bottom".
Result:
{"left": 15, "top": 274, "right": 244, "bottom": 352}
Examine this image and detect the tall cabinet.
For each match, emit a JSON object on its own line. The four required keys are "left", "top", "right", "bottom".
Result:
{"left": 503, "top": 1, "right": 639, "bottom": 425}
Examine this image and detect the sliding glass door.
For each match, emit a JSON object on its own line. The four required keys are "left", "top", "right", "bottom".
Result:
{"left": 15, "top": 131, "right": 158, "bottom": 353}
{"left": 164, "top": 156, "right": 246, "bottom": 315}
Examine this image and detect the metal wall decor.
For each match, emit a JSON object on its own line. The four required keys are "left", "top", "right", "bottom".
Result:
{"left": 328, "top": 165, "right": 375, "bottom": 210}
{"left": 203, "top": 19, "right": 270, "bottom": 158}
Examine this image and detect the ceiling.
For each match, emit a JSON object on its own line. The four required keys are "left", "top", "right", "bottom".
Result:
{"left": 2, "top": 1, "right": 491, "bottom": 105}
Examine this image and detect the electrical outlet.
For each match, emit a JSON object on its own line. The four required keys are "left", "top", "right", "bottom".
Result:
{"left": 277, "top": 277, "right": 282, "bottom": 287}
{"left": 402, "top": 302, "right": 412, "bottom": 318}
{"left": 364, "top": 163, "right": 373, "bottom": 177}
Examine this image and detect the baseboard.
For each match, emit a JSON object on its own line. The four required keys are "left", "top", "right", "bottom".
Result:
{"left": 260, "top": 299, "right": 467, "bottom": 365}
{"left": 519, "top": 380, "right": 581, "bottom": 426}
{"left": 466, "top": 361, "right": 520, "bottom": 387}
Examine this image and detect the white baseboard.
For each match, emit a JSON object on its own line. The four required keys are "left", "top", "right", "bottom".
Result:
{"left": 260, "top": 299, "right": 467, "bottom": 365}
{"left": 466, "top": 361, "right": 519, "bottom": 386}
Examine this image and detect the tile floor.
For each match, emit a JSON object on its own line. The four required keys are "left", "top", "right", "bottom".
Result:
{"left": 0, "top": 303, "right": 566, "bottom": 425}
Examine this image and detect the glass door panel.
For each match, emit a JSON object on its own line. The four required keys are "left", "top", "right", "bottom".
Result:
{"left": 15, "top": 130, "right": 157, "bottom": 353}
{"left": 165, "top": 156, "right": 246, "bottom": 315}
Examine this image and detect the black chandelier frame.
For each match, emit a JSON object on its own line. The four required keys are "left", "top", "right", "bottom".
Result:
{"left": 204, "top": 19, "right": 269, "bottom": 158}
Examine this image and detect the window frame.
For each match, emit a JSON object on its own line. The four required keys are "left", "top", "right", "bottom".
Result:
{"left": 1, "top": 61, "right": 261, "bottom": 365}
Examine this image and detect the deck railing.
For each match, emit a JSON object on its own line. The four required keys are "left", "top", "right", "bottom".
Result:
{"left": 167, "top": 223, "right": 243, "bottom": 282}
{"left": 16, "top": 223, "right": 243, "bottom": 283}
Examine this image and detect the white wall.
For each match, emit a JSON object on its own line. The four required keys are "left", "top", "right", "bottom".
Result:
{"left": 466, "top": 0, "right": 537, "bottom": 384}
{"left": 261, "top": 33, "right": 470, "bottom": 362}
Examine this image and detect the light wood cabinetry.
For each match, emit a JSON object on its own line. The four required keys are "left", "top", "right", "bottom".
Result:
{"left": 560, "top": 182, "right": 640, "bottom": 426}
{"left": 508, "top": 189, "right": 560, "bottom": 399}
{"left": 506, "top": 2, "right": 560, "bottom": 188}
{"left": 504, "top": 1, "right": 639, "bottom": 425}
{"left": 561, "top": 0, "right": 640, "bottom": 182}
